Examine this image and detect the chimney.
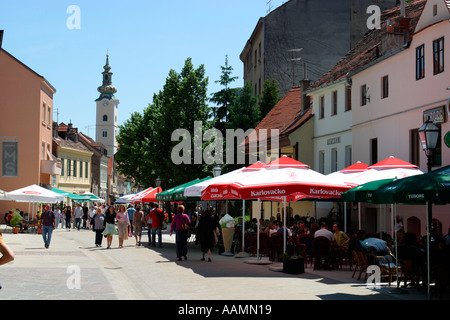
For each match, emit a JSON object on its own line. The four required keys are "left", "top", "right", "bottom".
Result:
{"left": 299, "top": 78, "right": 311, "bottom": 113}
{"left": 52, "top": 121, "right": 58, "bottom": 138}
{"left": 0, "top": 30, "right": 3, "bottom": 50}
{"left": 401, "top": 0, "right": 406, "bottom": 18}
{"left": 66, "top": 122, "right": 79, "bottom": 143}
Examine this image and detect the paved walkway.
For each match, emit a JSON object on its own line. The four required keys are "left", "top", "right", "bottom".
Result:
{"left": 0, "top": 226, "right": 434, "bottom": 301}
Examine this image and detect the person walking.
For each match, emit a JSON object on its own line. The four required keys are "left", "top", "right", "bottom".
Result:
{"left": 89, "top": 205, "right": 96, "bottom": 230}
{"left": 133, "top": 206, "right": 144, "bottom": 246}
{"left": 54, "top": 206, "right": 61, "bottom": 229}
{"left": 39, "top": 204, "right": 55, "bottom": 249}
{"left": 60, "top": 205, "right": 66, "bottom": 229}
{"left": 92, "top": 207, "right": 105, "bottom": 247}
{"left": 73, "top": 203, "right": 83, "bottom": 231}
{"left": 82, "top": 203, "right": 89, "bottom": 229}
{"left": 102, "top": 206, "right": 118, "bottom": 249}
{"left": 0, "top": 230, "right": 14, "bottom": 266}
{"left": 65, "top": 205, "right": 72, "bottom": 231}
{"left": 150, "top": 202, "right": 164, "bottom": 248}
{"left": 170, "top": 205, "right": 191, "bottom": 261}
{"left": 127, "top": 205, "right": 136, "bottom": 233}
{"left": 197, "top": 209, "right": 216, "bottom": 262}
{"left": 117, "top": 205, "right": 130, "bottom": 248}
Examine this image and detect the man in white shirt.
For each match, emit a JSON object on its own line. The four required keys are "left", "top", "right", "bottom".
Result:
{"left": 73, "top": 204, "right": 83, "bottom": 231}
{"left": 314, "top": 222, "right": 333, "bottom": 242}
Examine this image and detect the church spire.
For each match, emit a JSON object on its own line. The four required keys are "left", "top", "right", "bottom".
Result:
{"left": 96, "top": 53, "right": 117, "bottom": 101}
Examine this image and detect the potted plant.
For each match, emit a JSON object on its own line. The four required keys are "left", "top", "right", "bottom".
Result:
{"left": 281, "top": 253, "right": 305, "bottom": 275}
{"left": 9, "top": 211, "right": 22, "bottom": 234}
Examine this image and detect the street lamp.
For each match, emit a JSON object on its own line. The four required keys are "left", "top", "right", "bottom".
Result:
{"left": 418, "top": 119, "right": 440, "bottom": 172}
{"left": 212, "top": 165, "right": 222, "bottom": 214}
{"left": 155, "top": 176, "right": 161, "bottom": 187}
{"left": 418, "top": 119, "right": 440, "bottom": 299}
{"left": 212, "top": 165, "right": 222, "bottom": 177}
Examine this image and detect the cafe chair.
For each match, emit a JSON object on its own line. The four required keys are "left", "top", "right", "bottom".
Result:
{"left": 312, "top": 236, "right": 332, "bottom": 270}
{"left": 270, "top": 232, "right": 284, "bottom": 262}
{"left": 298, "top": 234, "right": 314, "bottom": 267}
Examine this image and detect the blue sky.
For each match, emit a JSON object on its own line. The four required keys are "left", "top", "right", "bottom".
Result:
{"left": 0, "top": 0, "right": 281, "bottom": 136}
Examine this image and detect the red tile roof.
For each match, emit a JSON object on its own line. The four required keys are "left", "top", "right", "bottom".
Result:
{"left": 244, "top": 86, "right": 307, "bottom": 150}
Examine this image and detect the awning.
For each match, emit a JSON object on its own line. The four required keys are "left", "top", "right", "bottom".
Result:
{"left": 51, "top": 188, "right": 90, "bottom": 201}
{"left": 156, "top": 177, "right": 212, "bottom": 202}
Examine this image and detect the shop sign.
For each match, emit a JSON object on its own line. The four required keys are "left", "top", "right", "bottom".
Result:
{"left": 327, "top": 136, "right": 341, "bottom": 145}
{"left": 423, "top": 106, "right": 445, "bottom": 124}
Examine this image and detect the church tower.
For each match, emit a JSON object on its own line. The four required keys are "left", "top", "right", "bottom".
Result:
{"left": 95, "top": 54, "right": 119, "bottom": 157}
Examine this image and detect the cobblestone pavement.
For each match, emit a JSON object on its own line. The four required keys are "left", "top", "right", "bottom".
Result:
{"left": 0, "top": 226, "right": 434, "bottom": 302}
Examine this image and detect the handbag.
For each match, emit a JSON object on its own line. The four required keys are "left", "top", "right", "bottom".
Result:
{"left": 128, "top": 225, "right": 133, "bottom": 238}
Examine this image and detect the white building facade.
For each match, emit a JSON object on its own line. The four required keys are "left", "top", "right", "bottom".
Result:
{"left": 350, "top": 0, "right": 450, "bottom": 236}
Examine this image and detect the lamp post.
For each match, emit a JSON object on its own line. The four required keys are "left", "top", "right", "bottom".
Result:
{"left": 155, "top": 176, "right": 161, "bottom": 187}
{"left": 212, "top": 165, "right": 222, "bottom": 177}
{"left": 418, "top": 119, "right": 440, "bottom": 172}
{"left": 212, "top": 165, "right": 222, "bottom": 214}
{"left": 417, "top": 119, "right": 440, "bottom": 299}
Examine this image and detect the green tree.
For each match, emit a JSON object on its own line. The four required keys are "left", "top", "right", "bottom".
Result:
{"left": 152, "top": 57, "right": 212, "bottom": 188}
{"left": 210, "top": 55, "right": 239, "bottom": 135}
{"left": 227, "top": 81, "right": 260, "bottom": 131}
{"left": 116, "top": 102, "right": 161, "bottom": 188}
{"left": 258, "top": 79, "right": 280, "bottom": 119}
{"left": 116, "top": 58, "right": 212, "bottom": 190}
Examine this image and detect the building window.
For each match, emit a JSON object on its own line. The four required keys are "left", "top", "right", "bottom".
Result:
{"left": 370, "top": 138, "right": 378, "bottom": 165}
{"left": 331, "top": 91, "right": 338, "bottom": 116}
{"left": 79, "top": 161, "right": 83, "bottom": 178}
{"left": 410, "top": 129, "right": 420, "bottom": 166}
{"left": 318, "top": 151, "right": 325, "bottom": 174}
{"left": 331, "top": 148, "right": 338, "bottom": 172}
{"left": 345, "top": 86, "right": 352, "bottom": 111}
{"left": 103, "top": 115, "right": 108, "bottom": 122}
{"left": 361, "top": 84, "right": 367, "bottom": 106}
{"left": 431, "top": 125, "right": 442, "bottom": 167}
{"left": 433, "top": 4, "right": 438, "bottom": 16}
{"left": 73, "top": 160, "right": 77, "bottom": 177}
{"left": 61, "top": 158, "right": 64, "bottom": 177}
{"left": 319, "top": 96, "right": 325, "bottom": 119}
{"left": 345, "top": 145, "right": 352, "bottom": 167}
{"left": 85, "top": 162, "right": 88, "bottom": 178}
{"left": 47, "top": 106, "right": 51, "bottom": 125}
{"left": 67, "top": 160, "right": 71, "bottom": 177}
{"left": 416, "top": 44, "right": 425, "bottom": 80}
{"left": 42, "top": 103, "right": 46, "bottom": 123}
{"left": 102, "top": 130, "right": 108, "bottom": 138}
{"left": 1, "top": 141, "right": 18, "bottom": 177}
{"left": 433, "top": 37, "right": 444, "bottom": 75}
{"left": 381, "top": 75, "right": 389, "bottom": 99}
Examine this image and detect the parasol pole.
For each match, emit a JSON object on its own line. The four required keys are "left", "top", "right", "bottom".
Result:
{"left": 426, "top": 201, "right": 430, "bottom": 299}
{"left": 358, "top": 203, "right": 361, "bottom": 230}
{"left": 344, "top": 202, "right": 347, "bottom": 233}
{"left": 394, "top": 204, "right": 399, "bottom": 288}
{"left": 242, "top": 200, "right": 245, "bottom": 253}
{"left": 257, "top": 198, "right": 261, "bottom": 260}
{"left": 283, "top": 196, "right": 287, "bottom": 253}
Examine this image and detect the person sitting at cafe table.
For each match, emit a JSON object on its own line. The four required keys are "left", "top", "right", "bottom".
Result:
{"left": 314, "top": 222, "right": 333, "bottom": 242}
{"left": 277, "top": 222, "right": 292, "bottom": 237}
{"left": 333, "top": 222, "right": 349, "bottom": 247}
